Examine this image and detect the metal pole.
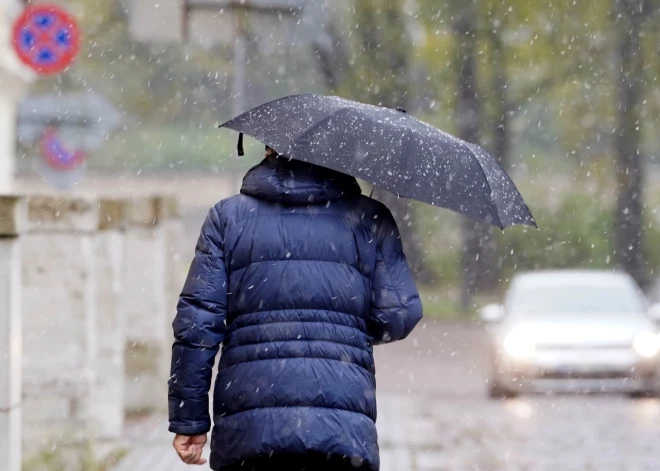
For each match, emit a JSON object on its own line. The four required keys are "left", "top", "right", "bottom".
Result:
{"left": 0, "top": 197, "right": 24, "bottom": 471}
{"left": 183, "top": 0, "right": 303, "bottom": 118}
{"left": 232, "top": 10, "right": 246, "bottom": 117}
{"left": 0, "top": 95, "right": 15, "bottom": 193}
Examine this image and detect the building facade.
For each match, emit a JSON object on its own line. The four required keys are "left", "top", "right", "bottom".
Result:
{"left": 0, "top": 0, "right": 33, "bottom": 194}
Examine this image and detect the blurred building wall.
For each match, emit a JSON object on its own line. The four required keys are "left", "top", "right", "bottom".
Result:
{"left": 127, "top": 0, "right": 324, "bottom": 48}
{"left": 0, "top": 0, "right": 33, "bottom": 194}
{"left": 127, "top": 0, "right": 183, "bottom": 42}
{"left": 126, "top": 0, "right": 237, "bottom": 45}
{"left": 13, "top": 193, "right": 183, "bottom": 467}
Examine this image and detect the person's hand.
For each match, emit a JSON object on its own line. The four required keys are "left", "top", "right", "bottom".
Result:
{"left": 173, "top": 434, "right": 208, "bottom": 465}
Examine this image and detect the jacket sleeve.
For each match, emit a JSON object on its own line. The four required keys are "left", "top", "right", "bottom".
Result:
{"left": 169, "top": 204, "right": 227, "bottom": 435}
{"left": 368, "top": 206, "right": 423, "bottom": 345}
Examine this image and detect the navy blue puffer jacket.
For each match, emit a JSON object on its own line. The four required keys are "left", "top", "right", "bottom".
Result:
{"left": 169, "top": 156, "right": 422, "bottom": 471}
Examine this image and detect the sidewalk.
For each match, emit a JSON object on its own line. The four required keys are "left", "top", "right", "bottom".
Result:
{"left": 111, "top": 322, "right": 479, "bottom": 471}
{"left": 113, "top": 414, "right": 212, "bottom": 471}
{"left": 112, "top": 393, "right": 417, "bottom": 471}
{"left": 112, "top": 391, "right": 660, "bottom": 471}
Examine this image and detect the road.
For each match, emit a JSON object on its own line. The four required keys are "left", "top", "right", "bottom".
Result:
{"left": 376, "top": 320, "right": 660, "bottom": 471}
{"left": 114, "top": 321, "right": 660, "bottom": 471}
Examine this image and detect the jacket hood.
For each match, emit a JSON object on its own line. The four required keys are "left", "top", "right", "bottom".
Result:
{"left": 240, "top": 155, "right": 362, "bottom": 205}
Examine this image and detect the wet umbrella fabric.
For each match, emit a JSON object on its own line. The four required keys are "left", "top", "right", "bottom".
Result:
{"left": 219, "top": 94, "right": 535, "bottom": 229}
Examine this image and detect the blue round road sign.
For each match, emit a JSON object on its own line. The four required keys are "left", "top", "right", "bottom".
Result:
{"left": 12, "top": 4, "right": 81, "bottom": 75}
{"left": 40, "top": 128, "right": 85, "bottom": 171}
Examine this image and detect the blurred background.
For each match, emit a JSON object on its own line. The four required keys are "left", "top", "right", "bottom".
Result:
{"left": 3, "top": 0, "right": 660, "bottom": 470}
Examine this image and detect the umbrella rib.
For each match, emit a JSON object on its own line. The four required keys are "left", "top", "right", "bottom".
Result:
{"left": 282, "top": 106, "right": 353, "bottom": 155}
{"left": 218, "top": 93, "right": 318, "bottom": 128}
{"left": 411, "top": 118, "right": 503, "bottom": 226}
{"left": 396, "top": 129, "right": 413, "bottom": 198}
{"left": 462, "top": 142, "right": 501, "bottom": 229}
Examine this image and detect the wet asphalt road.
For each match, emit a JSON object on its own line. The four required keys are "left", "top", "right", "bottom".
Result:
{"left": 375, "top": 320, "right": 660, "bottom": 471}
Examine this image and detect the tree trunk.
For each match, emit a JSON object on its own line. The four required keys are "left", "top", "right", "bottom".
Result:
{"left": 485, "top": 31, "right": 510, "bottom": 290}
{"left": 614, "top": 0, "right": 646, "bottom": 288}
{"left": 373, "top": 187, "right": 434, "bottom": 284}
{"left": 312, "top": 21, "right": 347, "bottom": 92}
{"left": 491, "top": 35, "right": 510, "bottom": 172}
{"left": 454, "top": 0, "right": 492, "bottom": 311}
{"left": 349, "top": 0, "right": 434, "bottom": 284}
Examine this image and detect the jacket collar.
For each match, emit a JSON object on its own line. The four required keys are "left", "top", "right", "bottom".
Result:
{"left": 240, "top": 156, "right": 361, "bottom": 205}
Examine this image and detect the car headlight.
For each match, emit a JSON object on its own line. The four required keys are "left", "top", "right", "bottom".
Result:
{"left": 633, "top": 332, "right": 660, "bottom": 358}
{"left": 503, "top": 328, "right": 536, "bottom": 359}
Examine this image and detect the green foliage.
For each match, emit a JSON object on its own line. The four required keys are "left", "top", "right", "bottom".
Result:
{"left": 337, "top": 0, "right": 411, "bottom": 107}
{"left": 498, "top": 192, "right": 660, "bottom": 288}
{"left": 497, "top": 194, "right": 615, "bottom": 280}
{"left": 413, "top": 0, "right": 640, "bottom": 172}
{"left": 23, "top": 447, "right": 67, "bottom": 471}
{"left": 419, "top": 289, "right": 459, "bottom": 318}
{"left": 88, "top": 126, "right": 259, "bottom": 173}
{"left": 419, "top": 286, "right": 502, "bottom": 319}
{"left": 22, "top": 442, "right": 127, "bottom": 471}
{"left": 32, "top": 0, "right": 322, "bottom": 126}
{"left": 32, "top": 0, "right": 232, "bottom": 123}
{"left": 420, "top": 190, "right": 660, "bottom": 293}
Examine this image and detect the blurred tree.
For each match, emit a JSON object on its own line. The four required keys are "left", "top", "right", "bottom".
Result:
{"left": 613, "top": 0, "right": 651, "bottom": 287}
{"left": 312, "top": 0, "right": 434, "bottom": 284}
{"left": 32, "top": 0, "right": 323, "bottom": 126}
{"left": 31, "top": 0, "right": 235, "bottom": 123}
{"left": 412, "top": 0, "right": 660, "bottom": 294}
{"left": 451, "top": 0, "right": 496, "bottom": 310}
{"left": 475, "top": 0, "right": 598, "bottom": 292}
{"left": 312, "top": 19, "right": 348, "bottom": 93}
{"left": 488, "top": 30, "right": 508, "bottom": 171}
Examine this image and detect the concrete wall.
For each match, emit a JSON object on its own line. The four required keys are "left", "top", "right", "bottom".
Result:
{"left": 163, "top": 197, "right": 184, "bottom": 359}
{"left": 123, "top": 197, "right": 172, "bottom": 414}
{"left": 21, "top": 196, "right": 100, "bottom": 455}
{"left": 0, "top": 193, "right": 184, "bottom": 467}
{"left": 91, "top": 199, "right": 129, "bottom": 441}
{"left": 128, "top": 0, "right": 182, "bottom": 43}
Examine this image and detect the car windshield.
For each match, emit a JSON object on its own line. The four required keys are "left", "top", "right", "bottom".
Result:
{"left": 507, "top": 282, "right": 644, "bottom": 315}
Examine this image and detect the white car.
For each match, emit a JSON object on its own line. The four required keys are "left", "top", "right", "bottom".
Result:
{"left": 480, "top": 270, "right": 660, "bottom": 398}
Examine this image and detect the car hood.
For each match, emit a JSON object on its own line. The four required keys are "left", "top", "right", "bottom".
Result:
{"left": 497, "top": 314, "right": 656, "bottom": 346}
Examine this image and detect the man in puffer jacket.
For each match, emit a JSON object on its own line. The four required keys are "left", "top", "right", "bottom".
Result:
{"left": 169, "top": 147, "right": 423, "bottom": 471}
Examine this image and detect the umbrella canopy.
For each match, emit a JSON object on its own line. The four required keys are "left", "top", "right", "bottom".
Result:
{"left": 219, "top": 94, "right": 535, "bottom": 229}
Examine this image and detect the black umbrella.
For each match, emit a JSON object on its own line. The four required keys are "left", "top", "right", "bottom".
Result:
{"left": 219, "top": 94, "right": 535, "bottom": 229}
